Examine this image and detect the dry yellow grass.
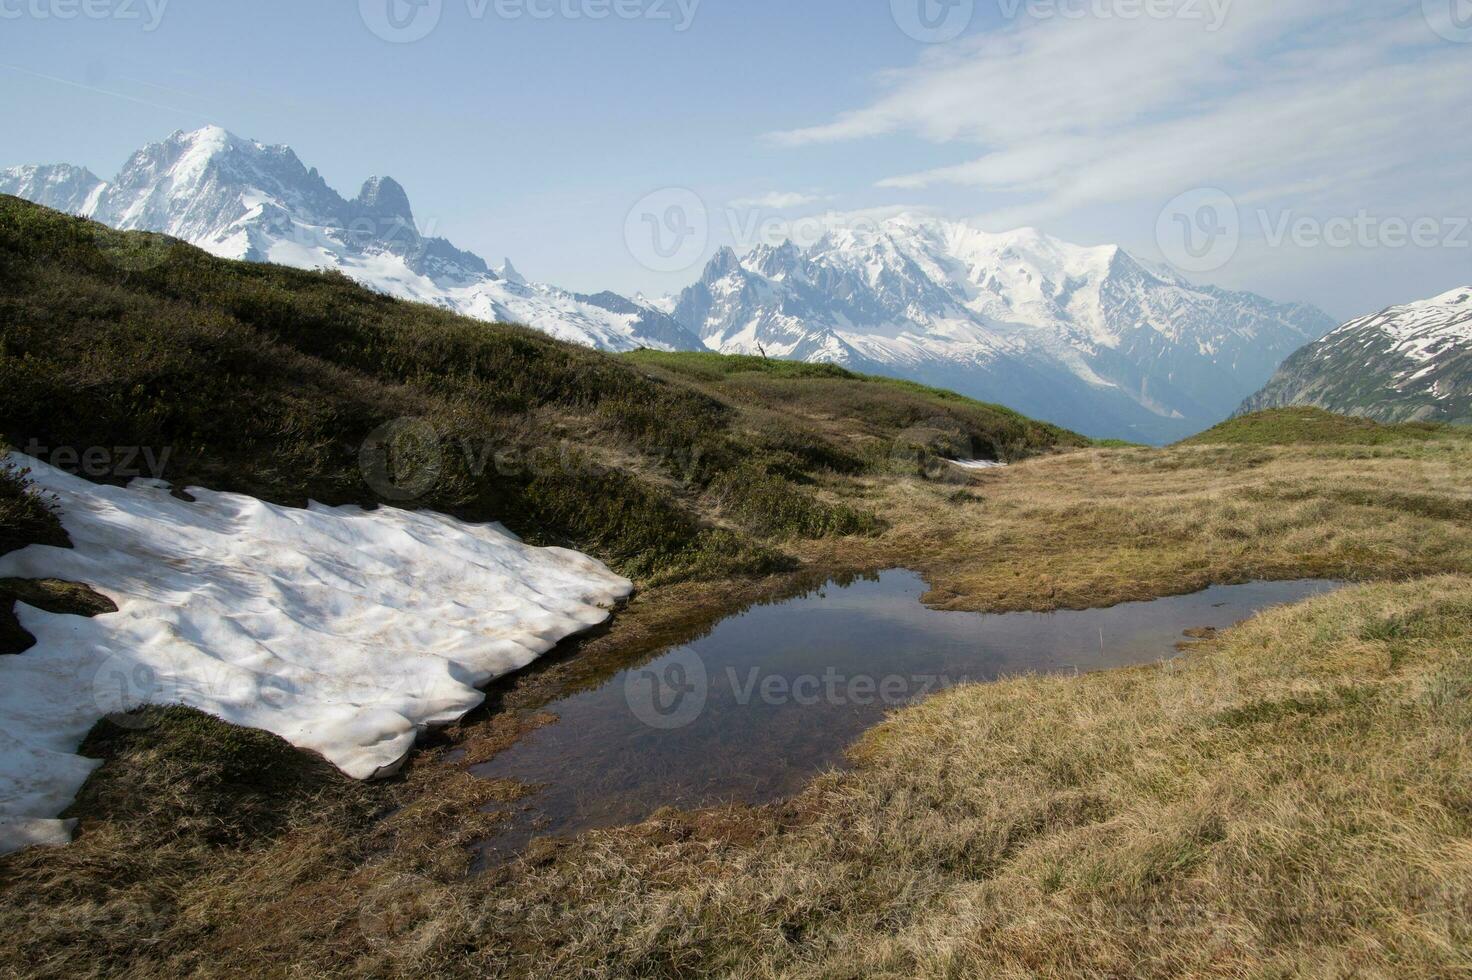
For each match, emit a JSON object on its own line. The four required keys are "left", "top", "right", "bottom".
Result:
{"left": 321, "top": 576, "right": 1468, "bottom": 979}
{"left": 806, "top": 437, "right": 1472, "bottom": 613}
{"left": 2, "top": 431, "right": 1472, "bottom": 978}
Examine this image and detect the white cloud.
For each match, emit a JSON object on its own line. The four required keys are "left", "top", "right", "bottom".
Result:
{"left": 727, "top": 191, "right": 832, "bottom": 209}
{"left": 723, "top": 204, "right": 929, "bottom": 251}
{"left": 769, "top": 1, "right": 1472, "bottom": 241}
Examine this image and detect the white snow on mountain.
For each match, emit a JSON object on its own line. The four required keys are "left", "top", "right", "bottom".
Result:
{"left": 1320, "top": 286, "right": 1472, "bottom": 369}
{"left": 0, "top": 163, "right": 106, "bottom": 216}
{"left": 674, "top": 214, "right": 1336, "bottom": 442}
{"left": 0, "top": 127, "right": 701, "bottom": 354}
{"left": 1239, "top": 286, "right": 1472, "bottom": 423}
{"left": 0, "top": 454, "right": 631, "bottom": 854}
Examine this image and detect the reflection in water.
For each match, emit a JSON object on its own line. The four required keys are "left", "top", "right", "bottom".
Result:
{"left": 475, "top": 571, "right": 1339, "bottom": 853}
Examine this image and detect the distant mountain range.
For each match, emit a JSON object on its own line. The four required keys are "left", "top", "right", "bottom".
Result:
{"left": 0, "top": 127, "right": 700, "bottom": 353}
{"left": 672, "top": 217, "right": 1334, "bottom": 442}
{"left": 3, "top": 126, "right": 1340, "bottom": 442}
{"left": 1240, "top": 287, "right": 1471, "bottom": 424}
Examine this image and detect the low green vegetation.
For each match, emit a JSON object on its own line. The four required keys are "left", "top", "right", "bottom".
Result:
{"left": 0, "top": 450, "right": 66, "bottom": 559}
{"left": 0, "top": 196, "right": 1080, "bottom": 584}
{"left": 1183, "top": 407, "right": 1467, "bottom": 446}
{"left": 626, "top": 349, "right": 1088, "bottom": 465}
{"left": 0, "top": 452, "right": 76, "bottom": 654}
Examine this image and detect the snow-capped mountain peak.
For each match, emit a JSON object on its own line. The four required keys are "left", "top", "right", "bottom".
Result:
{"left": 672, "top": 213, "right": 1335, "bottom": 442}
{"left": 1, "top": 127, "right": 700, "bottom": 354}
{"left": 3, "top": 127, "right": 1337, "bottom": 441}
{"left": 354, "top": 176, "right": 415, "bottom": 226}
{"left": 704, "top": 245, "right": 744, "bottom": 281}
{"left": 0, "top": 162, "right": 106, "bottom": 216}
{"left": 1340, "top": 286, "right": 1472, "bottom": 354}
{"left": 495, "top": 257, "right": 526, "bottom": 284}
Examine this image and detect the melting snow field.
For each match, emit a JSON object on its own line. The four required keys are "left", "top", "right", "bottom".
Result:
{"left": 0, "top": 455, "right": 632, "bottom": 854}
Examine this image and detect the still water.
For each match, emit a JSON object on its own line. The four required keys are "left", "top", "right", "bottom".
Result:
{"left": 476, "top": 570, "right": 1338, "bottom": 850}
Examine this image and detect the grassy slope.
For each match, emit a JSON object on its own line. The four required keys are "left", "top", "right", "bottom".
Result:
{"left": 0, "top": 195, "right": 1080, "bottom": 586}
{"left": 1184, "top": 407, "right": 1461, "bottom": 446}
{"left": 623, "top": 350, "right": 1083, "bottom": 460}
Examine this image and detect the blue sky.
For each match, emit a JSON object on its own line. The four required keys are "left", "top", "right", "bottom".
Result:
{"left": 2, "top": 0, "right": 1469, "bottom": 318}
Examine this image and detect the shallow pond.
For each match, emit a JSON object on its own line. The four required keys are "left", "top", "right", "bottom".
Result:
{"left": 476, "top": 571, "right": 1339, "bottom": 852}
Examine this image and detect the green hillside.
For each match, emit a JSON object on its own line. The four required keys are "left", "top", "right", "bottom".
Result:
{"left": 1183, "top": 407, "right": 1470, "bottom": 446}
{"left": 0, "top": 195, "right": 1083, "bottom": 585}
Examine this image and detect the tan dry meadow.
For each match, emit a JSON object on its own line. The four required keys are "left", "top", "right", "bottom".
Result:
{"left": 806, "top": 437, "right": 1472, "bottom": 614}
{"left": 438, "top": 574, "right": 1472, "bottom": 979}
{"left": 3, "top": 427, "right": 1472, "bottom": 977}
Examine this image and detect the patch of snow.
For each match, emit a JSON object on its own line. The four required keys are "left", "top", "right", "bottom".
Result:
{"left": 949, "top": 459, "right": 1008, "bottom": 470}
{"left": 0, "top": 455, "right": 631, "bottom": 854}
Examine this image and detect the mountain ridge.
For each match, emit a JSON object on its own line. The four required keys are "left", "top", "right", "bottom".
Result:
{"left": 1239, "top": 286, "right": 1472, "bottom": 424}
{"left": 0, "top": 126, "right": 702, "bottom": 354}
{"left": 672, "top": 213, "right": 1336, "bottom": 442}
{"left": 3, "top": 126, "right": 1338, "bottom": 441}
